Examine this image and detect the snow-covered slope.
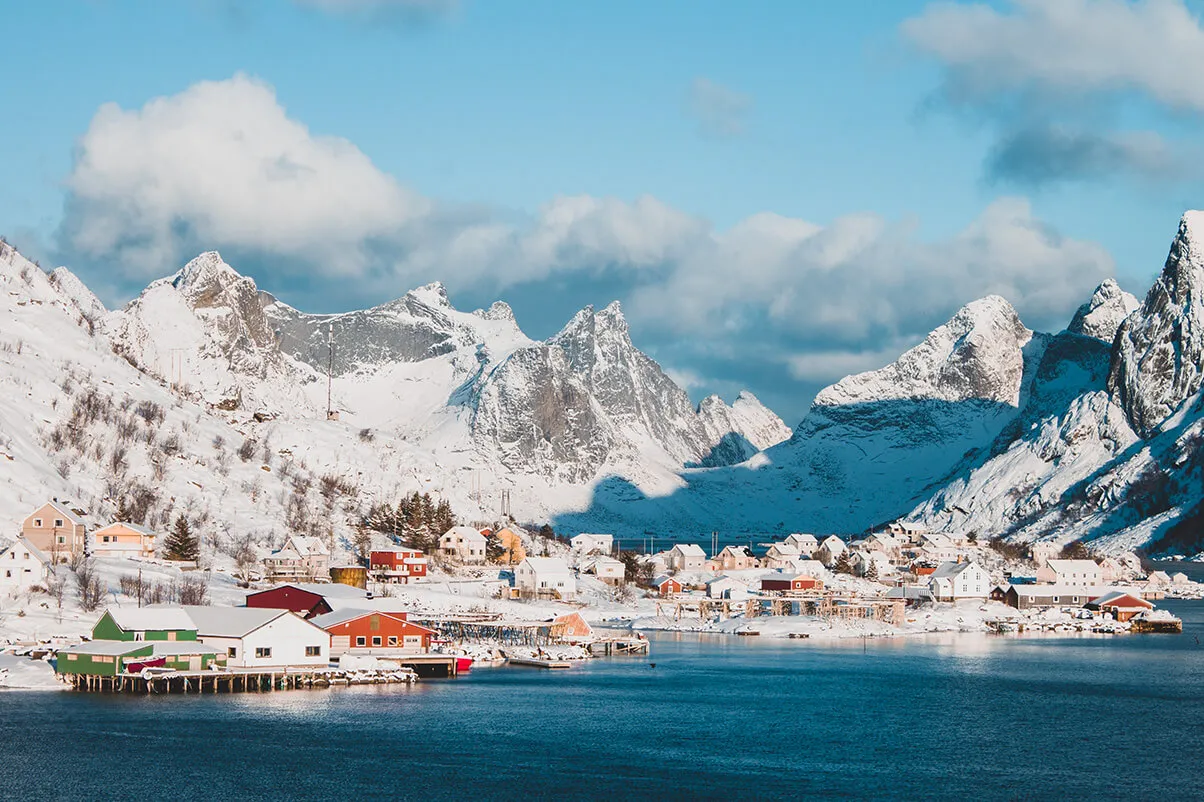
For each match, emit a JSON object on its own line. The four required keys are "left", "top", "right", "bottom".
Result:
{"left": 1067, "top": 278, "right": 1138, "bottom": 343}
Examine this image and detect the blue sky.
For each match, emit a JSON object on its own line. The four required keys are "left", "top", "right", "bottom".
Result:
{"left": 4, "top": 0, "right": 1204, "bottom": 423}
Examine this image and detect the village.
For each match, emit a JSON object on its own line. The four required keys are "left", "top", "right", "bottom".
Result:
{"left": 0, "top": 499, "right": 1197, "bottom": 691}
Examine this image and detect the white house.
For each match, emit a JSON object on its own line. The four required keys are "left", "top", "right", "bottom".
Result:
{"left": 815, "top": 536, "right": 846, "bottom": 567}
{"left": 850, "top": 550, "right": 892, "bottom": 579}
{"left": 783, "top": 533, "right": 819, "bottom": 556}
{"left": 762, "top": 543, "right": 802, "bottom": 570}
{"left": 0, "top": 538, "right": 52, "bottom": 595}
{"left": 1036, "top": 559, "right": 1101, "bottom": 588}
{"left": 515, "top": 557, "right": 577, "bottom": 599}
{"left": 861, "top": 533, "right": 903, "bottom": 560}
{"left": 929, "top": 560, "right": 990, "bottom": 601}
{"left": 1029, "top": 541, "right": 1060, "bottom": 567}
{"left": 917, "top": 534, "right": 961, "bottom": 563}
{"left": 667, "top": 543, "right": 707, "bottom": 572}
{"left": 705, "top": 576, "right": 750, "bottom": 600}
{"left": 581, "top": 556, "right": 625, "bottom": 584}
{"left": 182, "top": 606, "right": 329, "bottom": 668}
{"left": 439, "top": 526, "right": 488, "bottom": 563}
{"left": 570, "top": 533, "right": 614, "bottom": 556}
{"left": 263, "top": 535, "right": 330, "bottom": 581}
{"left": 886, "top": 521, "right": 927, "bottom": 541}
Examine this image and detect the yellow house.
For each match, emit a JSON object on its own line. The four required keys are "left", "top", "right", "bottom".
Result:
{"left": 494, "top": 527, "right": 526, "bottom": 565}
{"left": 92, "top": 522, "right": 157, "bottom": 559}
{"left": 21, "top": 501, "right": 87, "bottom": 563}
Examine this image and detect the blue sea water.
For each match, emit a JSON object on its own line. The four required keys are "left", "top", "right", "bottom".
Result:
{"left": 5, "top": 600, "right": 1204, "bottom": 801}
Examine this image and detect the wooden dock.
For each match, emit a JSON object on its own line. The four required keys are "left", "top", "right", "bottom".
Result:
{"left": 66, "top": 666, "right": 424, "bottom": 694}
{"left": 507, "top": 657, "right": 572, "bottom": 669}
{"left": 587, "top": 637, "right": 650, "bottom": 656}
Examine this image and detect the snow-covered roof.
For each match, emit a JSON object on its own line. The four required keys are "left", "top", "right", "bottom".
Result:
{"left": 1010, "top": 584, "right": 1103, "bottom": 598}
{"left": 885, "top": 586, "right": 933, "bottom": 600}
{"left": 705, "top": 576, "right": 747, "bottom": 588}
{"left": 1, "top": 537, "right": 50, "bottom": 566}
{"left": 277, "top": 535, "right": 329, "bottom": 557}
{"left": 105, "top": 607, "right": 196, "bottom": 632}
{"left": 768, "top": 544, "right": 801, "bottom": 556}
{"left": 670, "top": 543, "right": 706, "bottom": 557}
{"left": 1086, "top": 590, "right": 1152, "bottom": 609}
{"left": 150, "top": 641, "right": 225, "bottom": 656}
{"left": 61, "top": 640, "right": 149, "bottom": 656}
{"left": 652, "top": 574, "right": 679, "bottom": 587}
{"left": 95, "top": 521, "right": 156, "bottom": 536}
{"left": 441, "top": 525, "right": 487, "bottom": 543}
{"left": 1045, "top": 559, "right": 1099, "bottom": 573}
{"left": 310, "top": 608, "right": 426, "bottom": 630}
{"left": 930, "top": 560, "right": 981, "bottom": 580}
{"left": 521, "top": 556, "right": 572, "bottom": 575}
{"left": 276, "top": 582, "right": 369, "bottom": 598}
{"left": 31, "top": 501, "right": 86, "bottom": 527}
{"left": 181, "top": 606, "right": 291, "bottom": 638}
{"left": 719, "top": 545, "right": 755, "bottom": 556}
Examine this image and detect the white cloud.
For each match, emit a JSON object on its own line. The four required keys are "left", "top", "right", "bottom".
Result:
{"left": 626, "top": 197, "right": 1115, "bottom": 352}
{"left": 64, "top": 74, "right": 427, "bottom": 277}
{"left": 688, "top": 78, "right": 753, "bottom": 138}
{"left": 903, "top": 0, "right": 1204, "bottom": 109}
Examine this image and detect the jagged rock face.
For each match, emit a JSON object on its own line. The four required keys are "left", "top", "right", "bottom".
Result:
{"left": 48, "top": 267, "right": 106, "bottom": 322}
{"left": 473, "top": 346, "right": 614, "bottom": 483}
{"left": 1068, "top": 279, "right": 1139, "bottom": 343}
{"left": 696, "top": 392, "right": 792, "bottom": 466}
{"left": 814, "top": 296, "right": 1033, "bottom": 409}
{"left": 1109, "top": 212, "right": 1204, "bottom": 437}
{"left": 264, "top": 283, "right": 513, "bottom": 376}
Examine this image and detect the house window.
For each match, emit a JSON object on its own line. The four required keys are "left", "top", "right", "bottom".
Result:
{"left": 355, "top": 636, "right": 366, "bottom": 647}
{"left": 4, "top": 570, "right": 9, "bottom": 578}
{"left": 387, "top": 636, "right": 398, "bottom": 646}
{"left": 66, "top": 653, "right": 77, "bottom": 661}
{"left": 57, "top": 536, "right": 65, "bottom": 544}
{"left": 305, "top": 646, "right": 321, "bottom": 657}
{"left": 54, "top": 519, "right": 64, "bottom": 527}
{"left": 33, "top": 519, "right": 42, "bottom": 527}
{"left": 228, "top": 647, "right": 237, "bottom": 658}
{"left": 372, "top": 636, "right": 382, "bottom": 647}
{"left": 255, "top": 647, "right": 272, "bottom": 659}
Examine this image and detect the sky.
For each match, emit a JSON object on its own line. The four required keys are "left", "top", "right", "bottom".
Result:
{"left": 4, "top": 0, "right": 1204, "bottom": 424}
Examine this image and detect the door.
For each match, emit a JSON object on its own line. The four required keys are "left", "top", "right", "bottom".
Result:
{"left": 189, "top": 656, "right": 201, "bottom": 671}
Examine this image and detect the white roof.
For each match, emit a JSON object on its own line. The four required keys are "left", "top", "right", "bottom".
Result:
{"left": 181, "top": 606, "right": 291, "bottom": 638}
{"left": 441, "top": 525, "right": 487, "bottom": 543}
{"left": 105, "top": 606, "right": 196, "bottom": 632}
{"left": 671, "top": 543, "right": 706, "bottom": 557}
{"left": 1, "top": 537, "right": 51, "bottom": 566}
{"left": 930, "top": 560, "right": 981, "bottom": 580}
{"left": 1011, "top": 584, "right": 1103, "bottom": 598}
{"left": 276, "top": 582, "right": 369, "bottom": 598}
{"left": 820, "top": 535, "right": 845, "bottom": 548}
{"left": 705, "top": 576, "right": 747, "bottom": 588}
{"left": 95, "top": 521, "right": 156, "bottom": 536}
{"left": 572, "top": 533, "right": 613, "bottom": 543}
{"left": 309, "top": 608, "right": 415, "bottom": 629}
{"left": 34, "top": 500, "right": 86, "bottom": 526}
{"left": 768, "top": 544, "right": 801, "bottom": 556}
{"left": 61, "top": 640, "right": 150, "bottom": 656}
{"left": 1045, "top": 559, "right": 1099, "bottom": 573}
{"left": 521, "top": 556, "right": 572, "bottom": 575}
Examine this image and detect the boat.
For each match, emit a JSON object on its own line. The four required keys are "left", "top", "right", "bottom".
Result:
{"left": 455, "top": 656, "right": 474, "bottom": 673}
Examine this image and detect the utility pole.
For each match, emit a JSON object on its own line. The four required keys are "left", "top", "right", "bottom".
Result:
{"left": 325, "top": 324, "right": 335, "bottom": 421}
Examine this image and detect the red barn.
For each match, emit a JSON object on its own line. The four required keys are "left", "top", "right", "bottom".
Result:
{"left": 310, "top": 610, "right": 435, "bottom": 655}
{"left": 369, "top": 549, "right": 429, "bottom": 583}
{"left": 760, "top": 574, "right": 823, "bottom": 593}
{"left": 245, "top": 583, "right": 372, "bottom": 618}
{"left": 652, "top": 575, "right": 683, "bottom": 596}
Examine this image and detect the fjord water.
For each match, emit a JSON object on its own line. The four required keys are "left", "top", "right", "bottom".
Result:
{"left": 6, "top": 601, "right": 1204, "bottom": 801}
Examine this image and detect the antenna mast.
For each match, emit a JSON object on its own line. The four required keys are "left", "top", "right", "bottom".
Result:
{"left": 326, "top": 324, "right": 335, "bottom": 421}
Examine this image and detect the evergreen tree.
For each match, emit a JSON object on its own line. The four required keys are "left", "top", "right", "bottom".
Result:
{"left": 164, "top": 514, "right": 200, "bottom": 562}
{"left": 865, "top": 559, "right": 879, "bottom": 582}
{"left": 834, "top": 550, "right": 853, "bottom": 575}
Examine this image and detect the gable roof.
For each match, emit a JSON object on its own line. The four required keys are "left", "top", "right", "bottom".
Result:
{"left": 1009, "top": 584, "right": 1102, "bottom": 598}
{"left": 1045, "top": 559, "right": 1099, "bottom": 573}
{"left": 652, "top": 574, "right": 680, "bottom": 587}
{"left": 181, "top": 606, "right": 293, "bottom": 638}
{"left": 441, "top": 525, "right": 487, "bottom": 543}
{"left": 95, "top": 521, "right": 156, "bottom": 536}
{"left": 930, "top": 560, "right": 981, "bottom": 580}
{"left": 705, "top": 576, "right": 747, "bottom": 588}
{"left": 1, "top": 537, "right": 51, "bottom": 566}
{"left": 29, "top": 501, "right": 86, "bottom": 527}
{"left": 767, "top": 544, "right": 801, "bottom": 557}
{"left": 670, "top": 543, "right": 706, "bottom": 558}
{"left": 104, "top": 606, "right": 196, "bottom": 632}
{"left": 311, "top": 608, "right": 434, "bottom": 633}
{"left": 274, "top": 582, "right": 369, "bottom": 599}
{"left": 1086, "top": 590, "right": 1153, "bottom": 609}
{"left": 521, "top": 556, "right": 572, "bottom": 574}
{"left": 61, "top": 640, "right": 151, "bottom": 657}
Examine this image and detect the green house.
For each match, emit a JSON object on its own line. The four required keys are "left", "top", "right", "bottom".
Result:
{"left": 92, "top": 607, "right": 198, "bottom": 642}
{"left": 56, "top": 641, "right": 226, "bottom": 676}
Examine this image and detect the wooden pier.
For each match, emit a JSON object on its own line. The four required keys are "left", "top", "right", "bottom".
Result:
{"left": 587, "top": 636, "right": 650, "bottom": 656}
{"left": 653, "top": 593, "right": 905, "bottom": 627}
{"left": 66, "top": 664, "right": 439, "bottom": 694}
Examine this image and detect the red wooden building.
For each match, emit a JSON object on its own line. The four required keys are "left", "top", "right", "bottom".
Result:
{"left": 310, "top": 610, "right": 435, "bottom": 655}
{"left": 245, "top": 583, "right": 375, "bottom": 618}
{"left": 760, "top": 574, "right": 823, "bottom": 593}
{"left": 368, "top": 549, "right": 429, "bottom": 583}
{"left": 652, "top": 575, "right": 683, "bottom": 596}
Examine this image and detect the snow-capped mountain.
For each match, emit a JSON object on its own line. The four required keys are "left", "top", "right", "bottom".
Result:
{"left": 7, "top": 209, "right": 1204, "bottom": 557}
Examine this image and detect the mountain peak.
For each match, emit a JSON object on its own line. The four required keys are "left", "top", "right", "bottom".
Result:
{"left": 171, "top": 251, "right": 248, "bottom": 296}
{"left": 816, "top": 295, "right": 1032, "bottom": 408}
{"left": 407, "top": 281, "right": 451, "bottom": 308}
{"left": 1068, "top": 278, "right": 1139, "bottom": 342}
